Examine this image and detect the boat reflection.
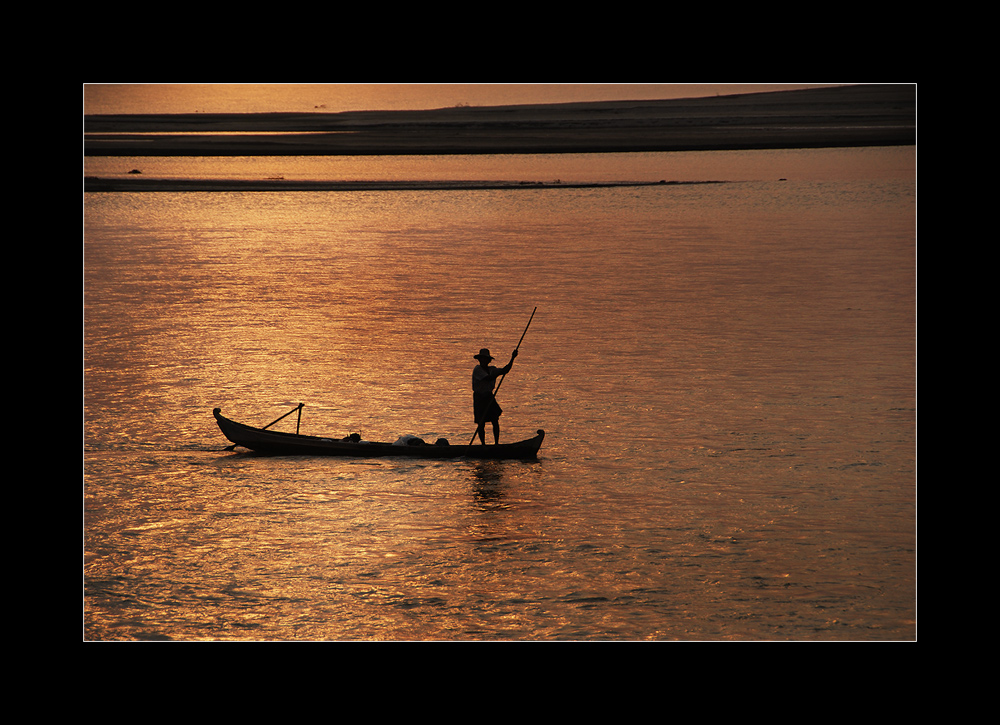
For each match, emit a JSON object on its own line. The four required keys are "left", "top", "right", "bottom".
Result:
{"left": 469, "top": 460, "right": 507, "bottom": 510}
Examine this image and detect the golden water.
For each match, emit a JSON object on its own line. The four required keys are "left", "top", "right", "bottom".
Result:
{"left": 84, "top": 147, "right": 916, "bottom": 640}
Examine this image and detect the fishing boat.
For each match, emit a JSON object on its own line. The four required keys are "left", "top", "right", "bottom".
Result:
{"left": 213, "top": 408, "right": 545, "bottom": 460}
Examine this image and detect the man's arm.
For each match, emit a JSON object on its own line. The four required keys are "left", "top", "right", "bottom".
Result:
{"left": 498, "top": 349, "right": 518, "bottom": 376}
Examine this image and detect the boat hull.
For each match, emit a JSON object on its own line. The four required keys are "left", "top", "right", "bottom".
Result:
{"left": 213, "top": 408, "right": 544, "bottom": 460}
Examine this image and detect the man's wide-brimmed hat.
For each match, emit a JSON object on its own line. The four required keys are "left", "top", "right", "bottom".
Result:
{"left": 474, "top": 348, "right": 494, "bottom": 362}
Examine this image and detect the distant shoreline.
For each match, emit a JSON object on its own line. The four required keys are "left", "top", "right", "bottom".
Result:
{"left": 84, "top": 84, "right": 916, "bottom": 160}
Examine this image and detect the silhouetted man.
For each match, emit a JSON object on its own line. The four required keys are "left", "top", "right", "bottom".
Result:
{"left": 472, "top": 347, "right": 517, "bottom": 444}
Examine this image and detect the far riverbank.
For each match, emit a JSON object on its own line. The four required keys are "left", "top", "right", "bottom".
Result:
{"left": 84, "top": 84, "right": 916, "bottom": 158}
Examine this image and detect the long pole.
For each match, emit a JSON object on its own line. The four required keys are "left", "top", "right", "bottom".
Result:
{"left": 495, "top": 306, "right": 536, "bottom": 398}
{"left": 470, "top": 307, "right": 536, "bottom": 445}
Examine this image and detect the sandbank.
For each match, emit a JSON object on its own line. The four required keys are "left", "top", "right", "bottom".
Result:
{"left": 84, "top": 84, "right": 915, "bottom": 191}
{"left": 83, "top": 178, "right": 724, "bottom": 193}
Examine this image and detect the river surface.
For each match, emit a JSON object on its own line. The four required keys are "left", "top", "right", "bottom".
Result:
{"left": 83, "top": 146, "right": 916, "bottom": 640}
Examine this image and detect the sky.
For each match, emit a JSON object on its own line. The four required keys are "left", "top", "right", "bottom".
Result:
{"left": 83, "top": 83, "right": 843, "bottom": 116}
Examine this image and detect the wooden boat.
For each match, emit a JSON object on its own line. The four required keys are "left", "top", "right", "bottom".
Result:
{"left": 213, "top": 408, "right": 544, "bottom": 460}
